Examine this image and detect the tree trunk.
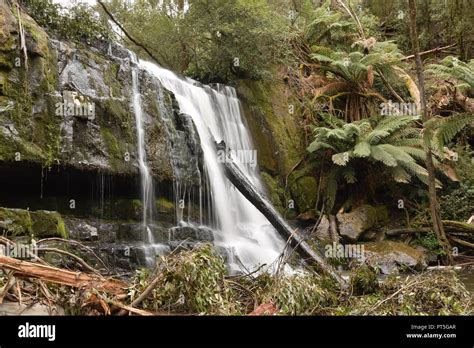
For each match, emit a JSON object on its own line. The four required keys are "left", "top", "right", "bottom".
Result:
{"left": 215, "top": 142, "right": 346, "bottom": 288}
{"left": 408, "top": 0, "right": 453, "bottom": 264}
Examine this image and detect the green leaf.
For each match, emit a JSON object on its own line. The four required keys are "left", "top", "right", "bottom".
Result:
{"left": 353, "top": 141, "right": 371, "bottom": 157}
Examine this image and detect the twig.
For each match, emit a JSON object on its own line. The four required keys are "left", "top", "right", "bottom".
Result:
{"left": 117, "top": 273, "right": 163, "bottom": 315}
{"left": 97, "top": 0, "right": 163, "bottom": 66}
{"left": 108, "top": 299, "right": 155, "bottom": 316}
{"left": 37, "top": 237, "right": 109, "bottom": 272}
{"left": 0, "top": 271, "right": 16, "bottom": 304}
{"left": 401, "top": 44, "right": 457, "bottom": 61}
{"left": 37, "top": 247, "right": 101, "bottom": 275}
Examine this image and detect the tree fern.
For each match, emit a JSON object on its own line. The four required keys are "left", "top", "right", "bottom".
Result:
{"left": 307, "top": 115, "right": 441, "bottom": 212}
{"left": 426, "top": 57, "right": 474, "bottom": 90}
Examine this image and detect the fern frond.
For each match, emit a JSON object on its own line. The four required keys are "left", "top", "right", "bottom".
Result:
{"left": 353, "top": 141, "right": 371, "bottom": 157}
{"left": 341, "top": 167, "right": 357, "bottom": 183}
{"left": 390, "top": 166, "right": 412, "bottom": 183}
{"left": 332, "top": 151, "right": 352, "bottom": 166}
{"left": 370, "top": 145, "right": 397, "bottom": 167}
{"left": 434, "top": 113, "right": 474, "bottom": 150}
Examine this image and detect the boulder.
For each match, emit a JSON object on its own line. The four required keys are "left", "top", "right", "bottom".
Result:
{"left": 30, "top": 210, "right": 68, "bottom": 238}
{"left": 168, "top": 225, "right": 214, "bottom": 251}
{"left": 337, "top": 205, "right": 378, "bottom": 242}
{"left": 117, "top": 222, "right": 169, "bottom": 243}
{"left": 74, "top": 222, "right": 98, "bottom": 240}
{"left": 362, "top": 241, "right": 428, "bottom": 274}
{"left": 169, "top": 225, "right": 214, "bottom": 243}
{"left": 0, "top": 207, "right": 67, "bottom": 238}
{"left": 0, "top": 207, "right": 33, "bottom": 236}
{"left": 313, "top": 215, "right": 331, "bottom": 241}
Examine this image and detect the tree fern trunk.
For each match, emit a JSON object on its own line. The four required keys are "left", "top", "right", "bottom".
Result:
{"left": 408, "top": 0, "right": 453, "bottom": 264}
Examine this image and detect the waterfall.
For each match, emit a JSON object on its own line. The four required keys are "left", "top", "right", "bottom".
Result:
{"left": 129, "top": 52, "right": 155, "bottom": 249}
{"left": 141, "top": 61, "right": 286, "bottom": 272}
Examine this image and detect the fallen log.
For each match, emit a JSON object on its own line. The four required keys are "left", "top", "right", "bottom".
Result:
{"left": 216, "top": 141, "right": 346, "bottom": 288}
{"left": 385, "top": 227, "right": 431, "bottom": 236}
{"left": 449, "top": 236, "right": 474, "bottom": 250}
{"left": 444, "top": 221, "right": 474, "bottom": 234}
{"left": 0, "top": 256, "right": 126, "bottom": 296}
{"left": 386, "top": 221, "right": 474, "bottom": 236}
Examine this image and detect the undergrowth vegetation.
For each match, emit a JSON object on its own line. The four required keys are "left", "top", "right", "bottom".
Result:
{"left": 125, "top": 245, "right": 472, "bottom": 315}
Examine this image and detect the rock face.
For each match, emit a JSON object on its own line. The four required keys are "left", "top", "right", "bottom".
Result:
{"left": 236, "top": 76, "right": 306, "bottom": 216}
{"left": 0, "top": 3, "right": 207, "bottom": 238}
{"left": 363, "top": 241, "right": 428, "bottom": 274}
{"left": 337, "top": 205, "right": 386, "bottom": 242}
{"left": 0, "top": 3, "right": 203, "bottom": 185}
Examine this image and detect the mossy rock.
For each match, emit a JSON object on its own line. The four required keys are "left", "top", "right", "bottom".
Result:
{"left": 114, "top": 199, "right": 142, "bottom": 221}
{"left": 0, "top": 207, "right": 33, "bottom": 236}
{"left": 364, "top": 240, "right": 428, "bottom": 274}
{"left": 156, "top": 197, "right": 175, "bottom": 215}
{"left": 260, "top": 172, "right": 285, "bottom": 213}
{"left": 375, "top": 205, "right": 389, "bottom": 225}
{"left": 289, "top": 175, "right": 318, "bottom": 214}
{"left": 237, "top": 75, "right": 305, "bottom": 178}
{"left": 30, "top": 210, "right": 68, "bottom": 238}
{"left": 337, "top": 205, "right": 378, "bottom": 241}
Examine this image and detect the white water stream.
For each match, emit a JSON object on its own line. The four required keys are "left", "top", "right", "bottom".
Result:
{"left": 141, "top": 61, "right": 286, "bottom": 272}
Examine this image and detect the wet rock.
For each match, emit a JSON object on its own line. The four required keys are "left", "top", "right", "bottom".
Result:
{"left": 362, "top": 241, "right": 428, "bottom": 274}
{"left": 337, "top": 205, "right": 378, "bottom": 242}
{"left": 117, "top": 222, "right": 169, "bottom": 243}
{"left": 73, "top": 222, "right": 98, "bottom": 240}
{"left": 0, "top": 207, "right": 67, "bottom": 238}
{"left": 116, "top": 223, "right": 144, "bottom": 242}
{"left": 359, "top": 229, "right": 385, "bottom": 242}
{"left": 169, "top": 225, "right": 214, "bottom": 243}
{"left": 313, "top": 215, "right": 331, "bottom": 241}
{"left": 168, "top": 225, "right": 214, "bottom": 251}
{"left": 101, "top": 244, "right": 149, "bottom": 270}
{"left": 414, "top": 245, "right": 438, "bottom": 265}
{"left": 30, "top": 210, "right": 68, "bottom": 238}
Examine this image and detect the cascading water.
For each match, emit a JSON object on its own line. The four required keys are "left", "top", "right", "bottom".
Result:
{"left": 129, "top": 52, "right": 160, "bottom": 261}
{"left": 141, "top": 61, "right": 287, "bottom": 272}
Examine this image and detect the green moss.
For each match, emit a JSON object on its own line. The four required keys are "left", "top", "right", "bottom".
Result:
{"left": 0, "top": 208, "right": 67, "bottom": 238}
{"left": 375, "top": 205, "right": 389, "bottom": 225}
{"left": 289, "top": 175, "right": 318, "bottom": 213}
{"left": 102, "top": 129, "right": 121, "bottom": 159}
{"left": 114, "top": 199, "right": 142, "bottom": 221}
{"left": 260, "top": 172, "right": 285, "bottom": 213}
{"left": 414, "top": 232, "right": 444, "bottom": 255}
{"left": 0, "top": 55, "right": 13, "bottom": 70}
{"left": 350, "top": 264, "right": 378, "bottom": 295}
{"left": 0, "top": 207, "right": 33, "bottom": 236}
{"left": 237, "top": 76, "right": 305, "bottom": 177}
{"left": 30, "top": 210, "right": 68, "bottom": 238}
{"left": 156, "top": 197, "right": 175, "bottom": 214}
